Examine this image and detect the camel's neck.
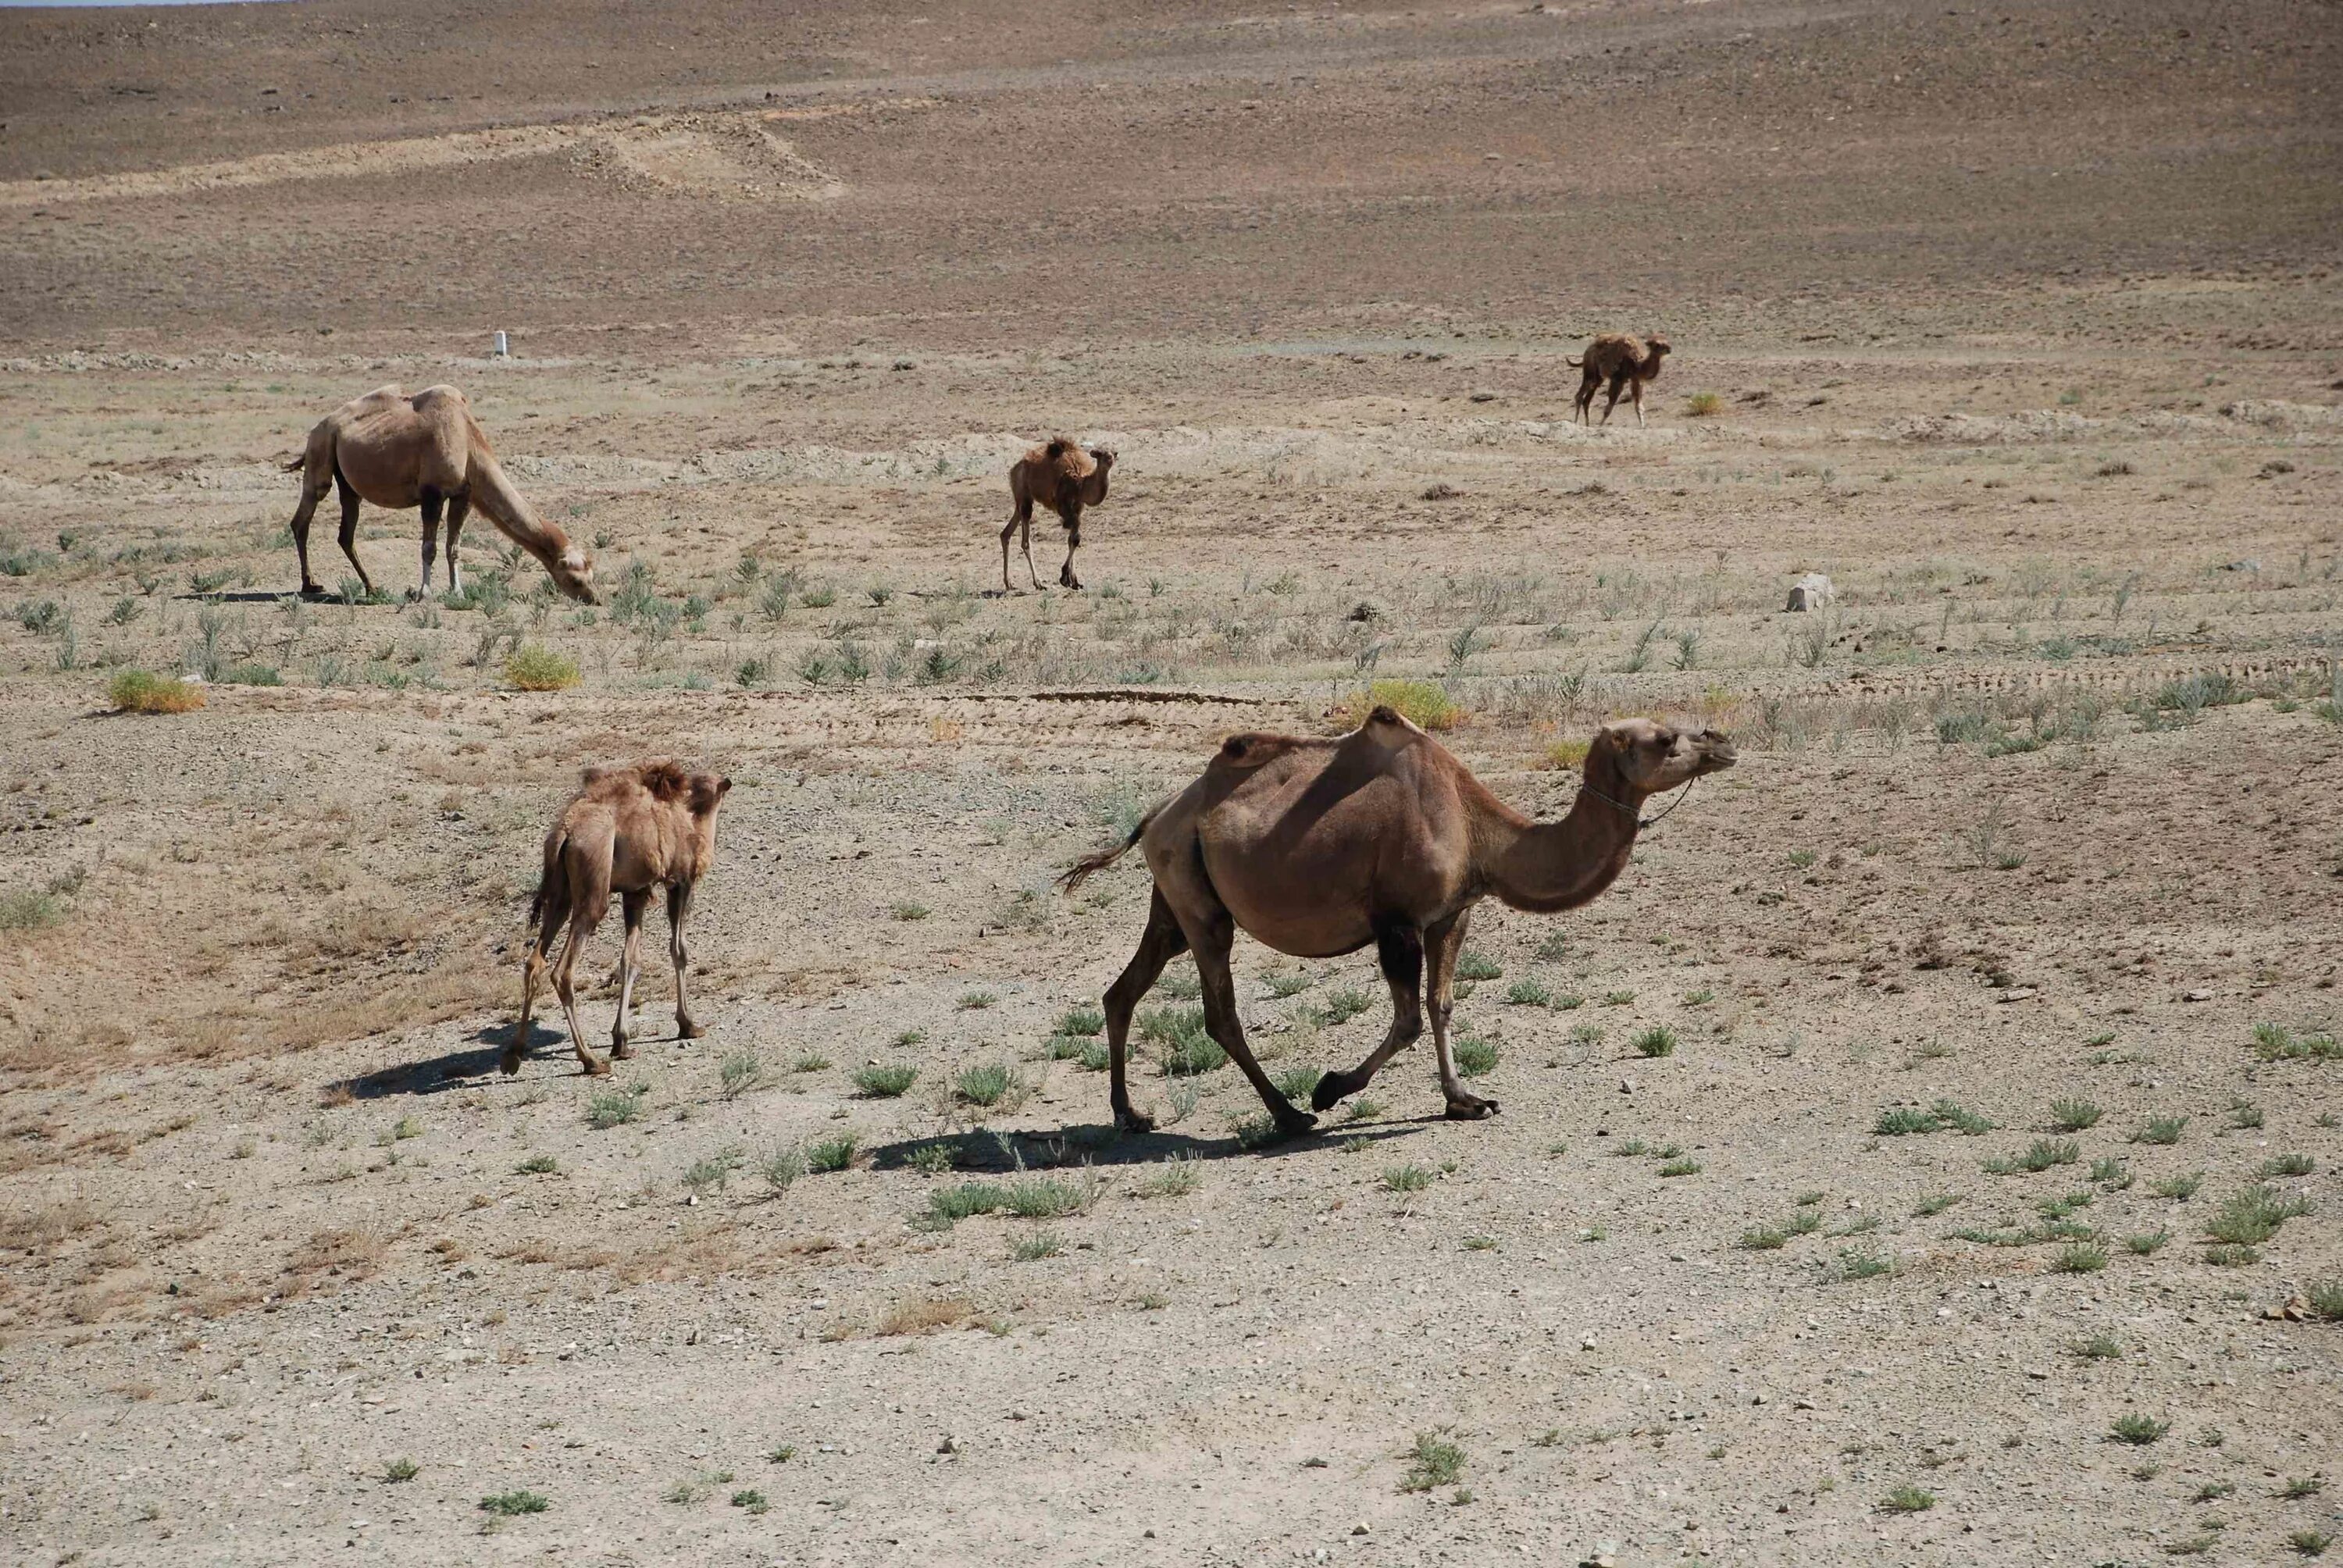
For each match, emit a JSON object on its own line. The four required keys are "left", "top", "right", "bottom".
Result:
{"left": 467, "top": 454, "right": 575, "bottom": 572}
{"left": 1475, "top": 753, "right": 1643, "bottom": 914}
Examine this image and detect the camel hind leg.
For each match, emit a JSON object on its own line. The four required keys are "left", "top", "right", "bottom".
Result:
{"left": 512, "top": 868, "right": 573, "bottom": 1074}
{"left": 1100, "top": 887, "right": 1191, "bottom": 1132}
{"left": 333, "top": 467, "right": 376, "bottom": 598}
{"left": 1599, "top": 373, "right": 1628, "bottom": 426}
{"left": 550, "top": 846, "right": 614, "bottom": 1076}
{"left": 288, "top": 451, "right": 330, "bottom": 597}
{"left": 1160, "top": 883, "right": 1315, "bottom": 1139}
{"left": 1311, "top": 919, "right": 1425, "bottom": 1113}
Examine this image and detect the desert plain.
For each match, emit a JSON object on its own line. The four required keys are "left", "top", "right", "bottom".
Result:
{"left": 1, "top": 1, "right": 2340, "bottom": 1563}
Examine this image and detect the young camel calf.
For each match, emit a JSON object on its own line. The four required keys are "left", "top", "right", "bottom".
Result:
{"left": 1567, "top": 333, "right": 1672, "bottom": 426}
{"left": 515, "top": 761, "right": 731, "bottom": 1077}
{"left": 1003, "top": 438, "right": 1114, "bottom": 590}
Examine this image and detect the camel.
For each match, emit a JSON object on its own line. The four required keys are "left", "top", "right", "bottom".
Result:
{"left": 1002, "top": 438, "right": 1114, "bottom": 591}
{"left": 1061, "top": 710, "right": 1735, "bottom": 1136}
{"left": 1567, "top": 333, "right": 1672, "bottom": 426}
{"left": 283, "top": 384, "right": 598, "bottom": 603}
{"left": 514, "top": 760, "right": 731, "bottom": 1077}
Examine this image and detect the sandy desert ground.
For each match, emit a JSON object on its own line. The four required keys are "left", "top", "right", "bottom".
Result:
{"left": 2, "top": 1, "right": 2340, "bottom": 1563}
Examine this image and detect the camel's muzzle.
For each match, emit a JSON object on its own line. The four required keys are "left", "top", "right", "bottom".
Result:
{"left": 1692, "top": 730, "right": 1737, "bottom": 773}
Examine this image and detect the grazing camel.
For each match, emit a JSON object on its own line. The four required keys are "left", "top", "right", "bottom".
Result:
{"left": 1061, "top": 711, "right": 1735, "bottom": 1135}
{"left": 1002, "top": 438, "right": 1114, "bottom": 591}
{"left": 1567, "top": 333, "right": 1672, "bottom": 426}
{"left": 283, "top": 384, "right": 598, "bottom": 603}
{"left": 514, "top": 761, "right": 731, "bottom": 1077}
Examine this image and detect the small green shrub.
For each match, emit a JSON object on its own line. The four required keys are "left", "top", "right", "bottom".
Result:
{"left": 505, "top": 643, "right": 580, "bottom": 691}
{"left": 1453, "top": 1035, "right": 1499, "bottom": 1077}
{"left": 383, "top": 1458, "right": 420, "bottom": 1483}
{"left": 480, "top": 1490, "right": 550, "bottom": 1516}
{"left": 1056, "top": 1005, "right": 1105, "bottom": 1037}
{"left": 1455, "top": 950, "right": 1503, "bottom": 982}
{"left": 2049, "top": 1097, "right": 2103, "bottom": 1132}
{"left": 585, "top": 1083, "right": 647, "bottom": 1129}
{"left": 2133, "top": 1114, "right": 2188, "bottom": 1146}
{"left": 1878, "top": 1484, "right": 1935, "bottom": 1514}
{"left": 954, "top": 1062, "right": 1018, "bottom": 1107}
{"left": 806, "top": 1133, "right": 858, "bottom": 1173}
{"left": 854, "top": 1064, "right": 919, "bottom": 1098}
{"left": 1632, "top": 1026, "right": 1677, "bottom": 1059}
{"left": 2109, "top": 1413, "right": 2169, "bottom": 1446}
{"left": 1506, "top": 978, "right": 1553, "bottom": 1007}
{"left": 1683, "top": 390, "right": 1725, "bottom": 419}
{"left": 1383, "top": 1164, "right": 1432, "bottom": 1194}
{"left": 1399, "top": 1430, "right": 1466, "bottom": 1491}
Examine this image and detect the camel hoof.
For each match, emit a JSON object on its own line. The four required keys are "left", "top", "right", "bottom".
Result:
{"left": 1444, "top": 1096, "right": 1499, "bottom": 1121}
{"left": 677, "top": 1021, "right": 708, "bottom": 1041}
{"left": 1270, "top": 1109, "right": 1321, "bottom": 1141}
{"left": 1310, "top": 1071, "right": 1355, "bottom": 1112}
{"left": 1115, "top": 1110, "right": 1156, "bottom": 1135}
{"left": 580, "top": 1056, "right": 612, "bottom": 1078}
{"left": 610, "top": 1040, "right": 634, "bottom": 1060}
{"left": 499, "top": 1049, "right": 522, "bottom": 1077}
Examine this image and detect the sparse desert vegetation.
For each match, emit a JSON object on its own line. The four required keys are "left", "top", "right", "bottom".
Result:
{"left": 0, "top": 2, "right": 2338, "bottom": 1565}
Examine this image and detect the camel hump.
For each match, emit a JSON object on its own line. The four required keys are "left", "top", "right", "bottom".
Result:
{"left": 637, "top": 759, "right": 691, "bottom": 802}
{"left": 1211, "top": 731, "right": 1303, "bottom": 771}
{"left": 1044, "top": 437, "right": 1072, "bottom": 459}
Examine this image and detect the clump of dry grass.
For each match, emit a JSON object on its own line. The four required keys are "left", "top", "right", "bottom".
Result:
{"left": 108, "top": 670, "right": 204, "bottom": 714}
{"left": 876, "top": 1297, "right": 974, "bottom": 1336}
{"left": 1539, "top": 737, "right": 1589, "bottom": 770}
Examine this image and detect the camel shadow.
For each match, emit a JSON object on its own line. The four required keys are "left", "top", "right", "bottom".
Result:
{"left": 177, "top": 590, "right": 294, "bottom": 605}
{"left": 337, "top": 1021, "right": 568, "bottom": 1098}
{"left": 865, "top": 1116, "right": 1421, "bottom": 1173}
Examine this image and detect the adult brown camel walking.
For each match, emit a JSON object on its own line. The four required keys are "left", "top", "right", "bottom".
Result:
{"left": 1002, "top": 438, "right": 1114, "bottom": 590}
{"left": 1567, "top": 333, "right": 1671, "bottom": 426}
{"left": 283, "top": 384, "right": 599, "bottom": 603}
{"left": 1061, "top": 711, "right": 1735, "bottom": 1136}
{"left": 514, "top": 761, "right": 731, "bottom": 1077}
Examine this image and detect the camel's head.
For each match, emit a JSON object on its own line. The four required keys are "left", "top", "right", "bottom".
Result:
{"left": 551, "top": 544, "right": 598, "bottom": 604}
{"left": 688, "top": 772, "right": 733, "bottom": 817}
{"left": 1089, "top": 447, "right": 1115, "bottom": 473}
{"left": 1592, "top": 716, "right": 1734, "bottom": 796}
{"left": 1645, "top": 334, "right": 1671, "bottom": 364}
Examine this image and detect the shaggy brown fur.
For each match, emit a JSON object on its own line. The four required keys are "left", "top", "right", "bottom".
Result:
{"left": 284, "top": 383, "right": 597, "bottom": 603}
{"left": 1567, "top": 333, "right": 1672, "bottom": 426}
{"left": 1061, "top": 712, "right": 1735, "bottom": 1135}
{"left": 1003, "top": 437, "right": 1115, "bottom": 590}
{"left": 515, "top": 761, "right": 731, "bottom": 1076}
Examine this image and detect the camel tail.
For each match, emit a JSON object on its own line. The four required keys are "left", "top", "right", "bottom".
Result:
{"left": 281, "top": 454, "right": 307, "bottom": 472}
{"left": 1564, "top": 354, "right": 1584, "bottom": 368}
{"left": 1057, "top": 809, "right": 1155, "bottom": 894}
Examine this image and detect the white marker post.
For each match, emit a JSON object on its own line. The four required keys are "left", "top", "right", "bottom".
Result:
{"left": 492, "top": 330, "right": 509, "bottom": 359}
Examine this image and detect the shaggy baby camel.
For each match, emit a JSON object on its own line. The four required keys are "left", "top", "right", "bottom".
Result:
{"left": 284, "top": 383, "right": 598, "bottom": 603}
{"left": 515, "top": 761, "right": 731, "bottom": 1077}
{"left": 1567, "top": 333, "right": 1671, "bottom": 426}
{"left": 1062, "top": 711, "right": 1735, "bottom": 1135}
{"left": 1002, "top": 437, "right": 1114, "bottom": 590}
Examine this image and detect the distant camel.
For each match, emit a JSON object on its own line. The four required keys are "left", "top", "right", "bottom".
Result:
{"left": 1062, "top": 711, "right": 1735, "bottom": 1135}
{"left": 1003, "top": 438, "right": 1114, "bottom": 590}
{"left": 515, "top": 761, "right": 731, "bottom": 1077}
{"left": 283, "top": 384, "right": 598, "bottom": 603}
{"left": 1567, "top": 333, "right": 1672, "bottom": 426}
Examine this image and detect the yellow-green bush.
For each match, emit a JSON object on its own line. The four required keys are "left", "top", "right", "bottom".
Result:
{"left": 108, "top": 669, "right": 205, "bottom": 714}
{"left": 1343, "top": 678, "right": 1464, "bottom": 732}
{"left": 505, "top": 643, "right": 580, "bottom": 692}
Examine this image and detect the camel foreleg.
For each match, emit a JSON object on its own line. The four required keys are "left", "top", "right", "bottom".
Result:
{"left": 611, "top": 889, "right": 649, "bottom": 1060}
{"left": 551, "top": 891, "right": 611, "bottom": 1077}
{"left": 443, "top": 493, "right": 469, "bottom": 598}
{"left": 1058, "top": 507, "right": 1083, "bottom": 590}
{"left": 414, "top": 490, "right": 443, "bottom": 601}
{"left": 668, "top": 882, "right": 706, "bottom": 1039}
{"left": 1424, "top": 911, "right": 1495, "bottom": 1118}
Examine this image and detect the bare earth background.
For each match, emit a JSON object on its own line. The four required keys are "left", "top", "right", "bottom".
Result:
{"left": 2, "top": 2, "right": 2340, "bottom": 1564}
